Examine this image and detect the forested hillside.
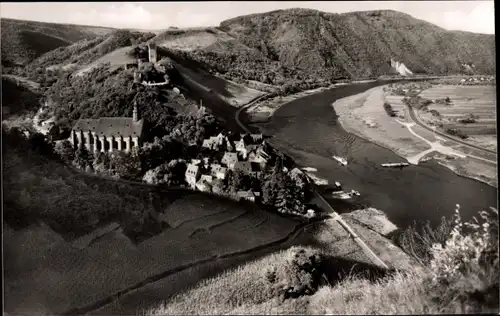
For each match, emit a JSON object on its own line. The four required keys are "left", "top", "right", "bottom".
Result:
{"left": 151, "top": 9, "right": 495, "bottom": 83}
{"left": 1, "top": 18, "right": 116, "bottom": 66}
{"left": 3, "top": 9, "right": 495, "bottom": 86}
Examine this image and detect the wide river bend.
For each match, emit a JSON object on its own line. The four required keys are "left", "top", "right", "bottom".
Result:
{"left": 254, "top": 81, "right": 497, "bottom": 229}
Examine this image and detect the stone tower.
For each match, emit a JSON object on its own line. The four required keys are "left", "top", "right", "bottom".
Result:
{"left": 133, "top": 101, "right": 139, "bottom": 122}
{"left": 148, "top": 43, "right": 157, "bottom": 63}
{"left": 133, "top": 71, "right": 141, "bottom": 83}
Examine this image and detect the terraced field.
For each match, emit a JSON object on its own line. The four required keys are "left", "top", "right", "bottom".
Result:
{"left": 4, "top": 195, "right": 300, "bottom": 315}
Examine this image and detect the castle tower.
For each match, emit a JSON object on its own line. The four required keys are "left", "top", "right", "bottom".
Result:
{"left": 148, "top": 43, "right": 157, "bottom": 63}
{"left": 133, "top": 101, "right": 139, "bottom": 122}
{"left": 133, "top": 71, "right": 141, "bottom": 83}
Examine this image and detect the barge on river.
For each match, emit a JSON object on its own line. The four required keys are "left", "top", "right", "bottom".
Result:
{"left": 381, "top": 162, "right": 410, "bottom": 168}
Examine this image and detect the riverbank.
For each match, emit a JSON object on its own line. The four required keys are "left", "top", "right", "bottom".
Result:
{"left": 246, "top": 84, "right": 346, "bottom": 122}
{"left": 331, "top": 85, "right": 497, "bottom": 188}
{"left": 331, "top": 85, "right": 431, "bottom": 160}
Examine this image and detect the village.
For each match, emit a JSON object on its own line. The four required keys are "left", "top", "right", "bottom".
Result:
{"left": 12, "top": 40, "right": 318, "bottom": 218}
{"left": 185, "top": 131, "right": 271, "bottom": 203}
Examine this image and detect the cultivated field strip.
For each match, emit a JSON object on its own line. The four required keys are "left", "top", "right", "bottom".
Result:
{"left": 5, "top": 206, "right": 299, "bottom": 315}
{"left": 164, "top": 197, "right": 241, "bottom": 228}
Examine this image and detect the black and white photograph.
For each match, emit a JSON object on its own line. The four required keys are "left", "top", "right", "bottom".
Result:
{"left": 1, "top": 1, "right": 498, "bottom": 315}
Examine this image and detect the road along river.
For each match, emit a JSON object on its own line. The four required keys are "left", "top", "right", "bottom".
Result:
{"left": 252, "top": 81, "right": 497, "bottom": 229}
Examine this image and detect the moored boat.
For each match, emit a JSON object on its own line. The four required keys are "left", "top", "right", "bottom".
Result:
{"left": 333, "top": 156, "right": 348, "bottom": 166}
{"left": 381, "top": 162, "right": 409, "bottom": 168}
{"left": 332, "top": 191, "right": 352, "bottom": 199}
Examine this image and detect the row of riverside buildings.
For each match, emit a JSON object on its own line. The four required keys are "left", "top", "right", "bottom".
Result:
{"left": 184, "top": 132, "right": 271, "bottom": 202}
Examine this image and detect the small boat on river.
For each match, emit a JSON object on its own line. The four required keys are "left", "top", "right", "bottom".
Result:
{"left": 332, "top": 189, "right": 360, "bottom": 199}
{"left": 333, "top": 156, "right": 348, "bottom": 166}
{"left": 332, "top": 191, "right": 352, "bottom": 200}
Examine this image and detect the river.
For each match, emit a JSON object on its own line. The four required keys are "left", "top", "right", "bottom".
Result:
{"left": 253, "top": 81, "right": 497, "bottom": 229}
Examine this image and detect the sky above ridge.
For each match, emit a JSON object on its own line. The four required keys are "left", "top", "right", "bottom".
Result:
{"left": 0, "top": 1, "right": 495, "bottom": 34}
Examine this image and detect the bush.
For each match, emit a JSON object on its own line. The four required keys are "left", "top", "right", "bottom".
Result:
{"left": 395, "top": 216, "right": 454, "bottom": 265}
{"left": 383, "top": 102, "right": 396, "bottom": 117}
{"left": 430, "top": 109, "right": 441, "bottom": 117}
{"left": 54, "top": 140, "right": 75, "bottom": 163}
{"left": 458, "top": 114, "right": 477, "bottom": 124}
{"left": 436, "top": 97, "right": 452, "bottom": 105}
{"left": 426, "top": 205, "right": 499, "bottom": 312}
{"left": 446, "top": 128, "right": 468, "bottom": 139}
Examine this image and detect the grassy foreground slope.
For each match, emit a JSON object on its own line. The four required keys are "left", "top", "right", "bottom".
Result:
{"left": 1, "top": 18, "right": 116, "bottom": 66}
{"left": 147, "top": 205, "right": 499, "bottom": 315}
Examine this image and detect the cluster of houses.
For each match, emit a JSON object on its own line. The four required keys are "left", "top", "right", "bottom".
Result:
{"left": 184, "top": 132, "right": 272, "bottom": 202}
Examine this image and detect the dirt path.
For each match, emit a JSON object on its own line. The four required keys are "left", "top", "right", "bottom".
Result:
{"left": 395, "top": 120, "right": 467, "bottom": 164}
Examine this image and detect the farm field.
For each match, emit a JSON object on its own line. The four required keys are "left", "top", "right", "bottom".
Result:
{"left": 4, "top": 192, "right": 300, "bottom": 315}
{"left": 418, "top": 85, "right": 496, "bottom": 149}
{"left": 143, "top": 214, "right": 413, "bottom": 316}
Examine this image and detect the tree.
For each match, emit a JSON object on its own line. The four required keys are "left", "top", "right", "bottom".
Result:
{"left": 227, "top": 169, "right": 247, "bottom": 193}
{"left": 54, "top": 140, "right": 75, "bottom": 163}
{"left": 111, "top": 150, "right": 141, "bottom": 180}
{"left": 28, "top": 132, "right": 53, "bottom": 156}
{"left": 73, "top": 146, "right": 93, "bottom": 169}
{"left": 165, "top": 159, "right": 187, "bottom": 185}
{"left": 93, "top": 152, "right": 112, "bottom": 174}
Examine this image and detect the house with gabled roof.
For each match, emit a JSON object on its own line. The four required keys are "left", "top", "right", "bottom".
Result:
{"left": 185, "top": 163, "right": 200, "bottom": 189}
{"left": 221, "top": 152, "right": 238, "bottom": 169}
{"left": 202, "top": 138, "right": 216, "bottom": 150}
{"left": 250, "top": 162, "right": 263, "bottom": 178}
{"left": 210, "top": 163, "right": 228, "bottom": 180}
{"left": 234, "top": 161, "right": 252, "bottom": 174}
{"left": 235, "top": 138, "right": 247, "bottom": 153}
{"left": 196, "top": 174, "right": 213, "bottom": 192}
{"left": 248, "top": 147, "right": 270, "bottom": 168}
{"left": 236, "top": 190, "right": 260, "bottom": 202}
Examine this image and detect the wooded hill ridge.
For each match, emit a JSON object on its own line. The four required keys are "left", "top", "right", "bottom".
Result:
{"left": 1, "top": 8, "right": 495, "bottom": 84}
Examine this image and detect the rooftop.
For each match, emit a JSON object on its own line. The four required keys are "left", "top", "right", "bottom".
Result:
{"left": 72, "top": 117, "right": 144, "bottom": 137}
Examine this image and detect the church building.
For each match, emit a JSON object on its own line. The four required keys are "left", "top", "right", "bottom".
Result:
{"left": 69, "top": 102, "right": 144, "bottom": 153}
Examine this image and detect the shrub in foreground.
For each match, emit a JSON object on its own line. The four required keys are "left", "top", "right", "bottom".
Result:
{"left": 146, "top": 246, "right": 324, "bottom": 315}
